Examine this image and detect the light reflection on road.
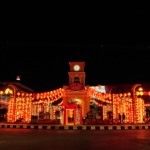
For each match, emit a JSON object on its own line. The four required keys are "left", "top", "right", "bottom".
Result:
{"left": 1, "top": 129, "right": 150, "bottom": 150}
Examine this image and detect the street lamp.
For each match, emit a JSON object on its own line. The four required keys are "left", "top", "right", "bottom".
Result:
{"left": 138, "top": 87, "right": 143, "bottom": 91}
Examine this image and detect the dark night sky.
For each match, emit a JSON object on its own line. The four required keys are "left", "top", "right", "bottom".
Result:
{"left": 1, "top": 2, "right": 150, "bottom": 92}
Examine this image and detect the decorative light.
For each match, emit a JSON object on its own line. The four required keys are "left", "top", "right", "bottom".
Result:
{"left": 5, "top": 88, "right": 10, "bottom": 94}
{"left": 17, "top": 92, "right": 20, "bottom": 96}
{"left": 138, "top": 87, "right": 143, "bottom": 91}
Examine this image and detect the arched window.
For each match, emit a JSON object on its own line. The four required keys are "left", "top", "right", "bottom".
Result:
{"left": 74, "top": 77, "right": 80, "bottom": 83}
{"left": 117, "top": 88, "right": 124, "bottom": 94}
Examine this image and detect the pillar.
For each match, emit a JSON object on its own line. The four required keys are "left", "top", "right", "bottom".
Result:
{"left": 50, "top": 105, "right": 53, "bottom": 120}
{"left": 84, "top": 85, "right": 90, "bottom": 118}
{"left": 84, "top": 96, "right": 90, "bottom": 117}
{"left": 12, "top": 91, "right": 16, "bottom": 122}
{"left": 101, "top": 106, "right": 103, "bottom": 120}
{"left": 133, "top": 94, "right": 136, "bottom": 124}
{"left": 66, "top": 110, "right": 69, "bottom": 124}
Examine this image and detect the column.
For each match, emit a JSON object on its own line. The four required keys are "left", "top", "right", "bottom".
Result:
{"left": 133, "top": 94, "right": 136, "bottom": 124}
{"left": 12, "top": 89, "right": 16, "bottom": 122}
{"left": 50, "top": 106, "right": 53, "bottom": 120}
{"left": 84, "top": 85, "right": 90, "bottom": 118}
{"left": 85, "top": 96, "right": 90, "bottom": 118}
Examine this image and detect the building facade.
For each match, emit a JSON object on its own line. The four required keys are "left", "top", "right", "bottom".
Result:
{"left": 0, "top": 62, "right": 150, "bottom": 125}
{"left": 0, "top": 82, "right": 34, "bottom": 121}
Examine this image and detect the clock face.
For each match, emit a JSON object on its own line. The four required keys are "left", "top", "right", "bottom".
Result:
{"left": 74, "top": 65, "right": 80, "bottom": 71}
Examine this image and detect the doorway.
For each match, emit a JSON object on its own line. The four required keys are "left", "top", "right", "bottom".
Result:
{"left": 66, "top": 109, "right": 74, "bottom": 125}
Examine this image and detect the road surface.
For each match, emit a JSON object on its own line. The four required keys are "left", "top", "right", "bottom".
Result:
{"left": 0, "top": 128, "right": 150, "bottom": 150}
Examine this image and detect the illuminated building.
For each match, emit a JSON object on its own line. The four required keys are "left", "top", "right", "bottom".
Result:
{"left": 0, "top": 62, "right": 150, "bottom": 125}
{"left": 0, "top": 82, "right": 34, "bottom": 122}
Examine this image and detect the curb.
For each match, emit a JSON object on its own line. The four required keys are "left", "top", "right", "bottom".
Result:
{"left": 0, "top": 125, "right": 150, "bottom": 130}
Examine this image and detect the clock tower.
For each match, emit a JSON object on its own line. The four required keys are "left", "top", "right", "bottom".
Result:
{"left": 68, "top": 62, "right": 86, "bottom": 86}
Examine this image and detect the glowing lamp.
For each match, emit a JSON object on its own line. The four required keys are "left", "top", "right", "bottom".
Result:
{"left": 134, "top": 91, "right": 137, "bottom": 95}
{"left": 9, "top": 90, "right": 13, "bottom": 94}
{"left": 0, "top": 91, "right": 3, "bottom": 94}
{"left": 119, "top": 93, "right": 122, "bottom": 97}
{"left": 5, "top": 88, "right": 10, "bottom": 94}
{"left": 124, "top": 93, "right": 127, "bottom": 97}
{"left": 140, "top": 92, "right": 143, "bottom": 96}
{"left": 138, "top": 87, "right": 143, "bottom": 91}
{"left": 17, "top": 92, "right": 20, "bottom": 96}
{"left": 21, "top": 93, "right": 25, "bottom": 97}
{"left": 128, "top": 92, "right": 131, "bottom": 96}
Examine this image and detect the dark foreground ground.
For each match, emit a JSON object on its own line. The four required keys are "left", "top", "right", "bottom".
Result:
{"left": 0, "top": 128, "right": 150, "bottom": 150}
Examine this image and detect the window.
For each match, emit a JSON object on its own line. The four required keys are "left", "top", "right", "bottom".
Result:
{"left": 74, "top": 77, "right": 80, "bottom": 83}
{"left": 117, "top": 88, "right": 124, "bottom": 94}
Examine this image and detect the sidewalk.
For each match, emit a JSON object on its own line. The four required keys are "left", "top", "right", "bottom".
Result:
{"left": 1, "top": 122, "right": 150, "bottom": 130}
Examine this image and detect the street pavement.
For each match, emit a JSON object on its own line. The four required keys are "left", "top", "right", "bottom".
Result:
{"left": 0, "top": 128, "right": 150, "bottom": 150}
{"left": 1, "top": 122, "right": 150, "bottom": 126}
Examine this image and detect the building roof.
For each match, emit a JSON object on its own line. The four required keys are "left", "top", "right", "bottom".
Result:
{"left": 0, "top": 82, "right": 34, "bottom": 93}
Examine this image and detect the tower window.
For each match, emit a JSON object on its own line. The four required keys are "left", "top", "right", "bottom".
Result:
{"left": 74, "top": 77, "right": 80, "bottom": 83}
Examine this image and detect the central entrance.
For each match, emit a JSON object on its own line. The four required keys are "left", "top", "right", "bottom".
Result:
{"left": 65, "top": 98, "right": 81, "bottom": 125}
{"left": 66, "top": 109, "right": 74, "bottom": 125}
{"left": 61, "top": 103, "right": 82, "bottom": 125}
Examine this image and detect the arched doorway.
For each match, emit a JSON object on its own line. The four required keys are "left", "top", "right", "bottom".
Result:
{"left": 66, "top": 108, "right": 75, "bottom": 125}
{"left": 0, "top": 86, "right": 15, "bottom": 122}
{"left": 66, "top": 99, "right": 82, "bottom": 125}
{"left": 61, "top": 102, "right": 82, "bottom": 125}
{"left": 0, "top": 84, "right": 17, "bottom": 122}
